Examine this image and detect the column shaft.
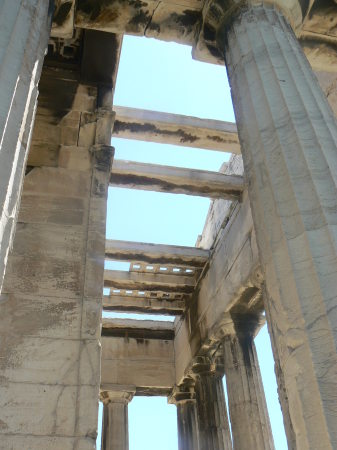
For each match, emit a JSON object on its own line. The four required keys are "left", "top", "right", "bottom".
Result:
{"left": 102, "top": 402, "right": 129, "bottom": 450}
{"left": 221, "top": 6, "right": 337, "bottom": 448}
{"left": 195, "top": 372, "right": 232, "bottom": 450}
{"left": 0, "top": 0, "right": 52, "bottom": 291}
{"left": 176, "top": 401, "right": 200, "bottom": 450}
{"left": 223, "top": 335, "right": 275, "bottom": 450}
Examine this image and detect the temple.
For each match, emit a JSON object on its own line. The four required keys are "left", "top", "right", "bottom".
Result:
{"left": 0, "top": 0, "right": 337, "bottom": 449}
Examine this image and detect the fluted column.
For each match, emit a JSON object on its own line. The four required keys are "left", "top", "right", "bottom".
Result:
{"left": 222, "top": 334, "right": 275, "bottom": 450}
{"left": 0, "top": 0, "right": 53, "bottom": 291}
{"left": 216, "top": 4, "right": 337, "bottom": 448}
{"left": 193, "top": 358, "right": 232, "bottom": 450}
{"left": 101, "top": 389, "right": 135, "bottom": 450}
{"left": 168, "top": 383, "right": 201, "bottom": 450}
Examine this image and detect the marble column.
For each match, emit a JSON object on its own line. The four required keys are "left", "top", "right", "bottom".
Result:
{"left": 222, "top": 334, "right": 275, "bottom": 450}
{"left": 168, "top": 383, "right": 201, "bottom": 450}
{"left": 193, "top": 359, "right": 232, "bottom": 450}
{"left": 0, "top": 0, "right": 53, "bottom": 291}
{"left": 101, "top": 390, "right": 135, "bottom": 450}
{"left": 213, "top": 3, "right": 337, "bottom": 448}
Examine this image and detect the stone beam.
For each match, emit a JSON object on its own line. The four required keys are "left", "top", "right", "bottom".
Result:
{"left": 104, "top": 269, "right": 196, "bottom": 293}
{"left": 101, "top": 335, "right": 175, "bottom": 393}
{"left": 75, "top": 2, "right": 202, "bottom": 46}
{"left": 102, "top": 318, "right": 175, "bottom": 340}
{"left": 112, "top": 106, "right": 240, "bottom": 153}
{"left": 110, "top": 160, "right": 244, "bottom": 200}
{"left": 103, "top": 295, "right": 185, "bottom": 315}
{"left": 106, "top": 239, "right": 209, "bottom": 268}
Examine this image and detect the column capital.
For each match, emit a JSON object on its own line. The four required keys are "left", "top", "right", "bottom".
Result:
{"left": 168, "top": 382, "right": 197, "bottom": 405}
{"left": 190, "top": 355, "right": 225, "bottom": 378}
{"left": 195, "top": 0, "right": 303, "bottom": 65}
{"left": 100, "top": 386, "right": 136, "bottom": 405}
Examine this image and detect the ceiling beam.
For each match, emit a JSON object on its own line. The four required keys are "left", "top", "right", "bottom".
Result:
{"left": 110, "top": 160, "right": 244, "bottom": 200}
{"left": 112, "top": 106, "right": 240, "bottom": 153}
{"left": 102, "top": 318, "right": 175, "bottom": 339}
{"left": 103, "top": 295, "right": 185, "bottom": 315}
{"left": 104, "top": 269, "right": 195, "bottom": 293}
{"left": 105, "top": 239, "right": 209, "bottom": 268}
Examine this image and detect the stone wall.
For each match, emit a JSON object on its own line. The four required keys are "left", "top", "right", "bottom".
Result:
{"left": 0, "top": 65, "right": 113, "bottom": 449}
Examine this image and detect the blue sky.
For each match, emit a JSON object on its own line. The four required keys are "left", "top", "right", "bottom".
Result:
{"left": 98, "top": 35, "right": 287, "bottom": 450}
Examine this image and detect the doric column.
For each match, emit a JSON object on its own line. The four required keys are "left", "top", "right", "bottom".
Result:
{"left": 192, "top": 358, "right": 232, "bottom": 450}
{"left": 209, "top": 3, "right": 337, "bottom": 448}
{"left": 0, "top": 0, "right": 53, "bottom": 291}
{"left": 222, "top": 333, "right": 275, "bottom": 450}
{"left": 168, "top": 382, "right": 201, "bottom": 450}
{"left": 101, "top": 389, "right": 135, "bottom": 450}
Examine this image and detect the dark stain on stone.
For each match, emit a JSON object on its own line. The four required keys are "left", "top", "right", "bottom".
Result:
{"left": 128, "top": 0, "right": 149, "bottom": 9}
{"left": 104, "top": 304, "right": 184, "bottom": 314}
{"left": 299, "top": 0, "right": 310, "bottom": 17}
{"left": 92, "top": 145, "right": 115, "bottom": 172}
{"left": 25, "top": 165, "right": 35, "bottom": 176}
{"left": 174, "top": 9, "right": 201, "bottom": 28}
{"left": 77, "top": 0, "right": 117, "bottom": 21}
{"left": 207, "top": 135, "right": 226, "bottom": 143}
{"left": 127, "top": 10, "right": 150, "bottom": 32}
{"left": 203, "top": 23, "right": 216, "bottom": 42}
{"left": 206, "top": 43, "right": 222, "bottom": 59}
{"left": 102, "top": 326, "right": 174, "bottom": 340}
{"left": 114, "top": 121, "right": 199, "bottom": 143}
{"left": 53, "top": 1, "right": 73, "bottom": 26}
{"left": 148, "top": 22, "right": 160, "bottom": 33}
{"left": 78, "top": 0, "right": 149, "bottom": 23}
{"left": 105, "top": 251, "right": 205, "bottom": 267}
{"left": 37, "top": 68, "right": 80, "bottom": 122}
{"left": 77, "top": 0, "right": 105, "bottom": 20}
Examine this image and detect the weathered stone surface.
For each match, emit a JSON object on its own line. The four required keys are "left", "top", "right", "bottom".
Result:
{"left": 193, "top": 363, "right": 232, "bottom": 450}
{"left": 51, "top": 0, "right": 76, "bottom": 38}
{"left": 222, "top": 5, "right": 337, "bottom": 448}
{"left": 168, "top": 384, "right": 201, "bottom": 450}
{"left": 112, "top": 106, "right": 240, "bottom": 153}
{"left": 2, "top": 2, "right": 337, "bottom": 448}
{"left": 100, "top": 389, "right": 135, "bottom": 450}
{"left": 110, "top": 159, "right": 244, "bottom": 199}
{"left": 316, "top": 70, "right": 337, "bottom": 117}
{"left": 0, "top": 56, "right": 114, "bottom": 445}
{"left": 0, "top": 0, "right": 52, "bottom": 292}
{"left": 0, "top": 436, "right": 95, "bottom": 450}
{"left": 101, "top": 336, "right": 175, "bottom": 391}
{"left": 174, "top": 188, "right": 261, "bottom": 383}
{"left": 222, "top": 335, "right": 275, "bottom": 450}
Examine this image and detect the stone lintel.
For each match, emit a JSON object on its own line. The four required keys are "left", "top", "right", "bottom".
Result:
{"left": 106, "top": 239, "right": 209, "bottom": 268}
{"left": 110, "top": 159, "right": 244, "bottom": 200}
{"left": 112, "top": 106, "right": 240, "bottom": 153}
